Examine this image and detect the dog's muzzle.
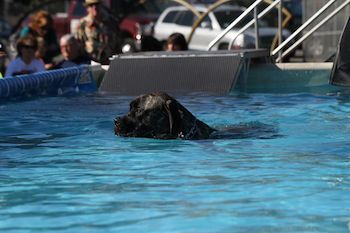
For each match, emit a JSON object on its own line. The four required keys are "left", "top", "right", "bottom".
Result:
{"left": 114, "top": 116, "right": 138, "bottom": 136}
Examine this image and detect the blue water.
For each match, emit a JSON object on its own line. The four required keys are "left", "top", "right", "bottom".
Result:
{"left": 0, "top": 92, "right": 350, "bottom": 233}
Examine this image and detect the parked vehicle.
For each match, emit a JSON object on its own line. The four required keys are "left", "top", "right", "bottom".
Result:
{"left": 52, "top": 0, "right": 85, "bottom": 39}
{"left": 153, "top": 4, "right": 291, "bottom": 51}
{"left": 0, "top": 17, "right": 12, "bottom": 59}
{"left": 0, "top": 17, "right": 12, "bottom": 40}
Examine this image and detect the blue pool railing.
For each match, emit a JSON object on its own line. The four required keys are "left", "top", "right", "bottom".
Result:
{"left": 0, "top": 65, "right": 96, "bottom": 99}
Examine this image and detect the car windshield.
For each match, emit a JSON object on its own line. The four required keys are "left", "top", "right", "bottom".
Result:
{"left": 141, "top": 0, "right": 175, "bottom": 13}
{"left": 73, "top": 0, "right": 87, "bottom": 17}
{"left": 0, "top": 18, "right": 11, "bottom": 38}
{"left": 214, "top": 9, "right": 268, "bottom": 28}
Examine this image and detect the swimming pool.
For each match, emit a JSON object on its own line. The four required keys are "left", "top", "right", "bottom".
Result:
{"left": 0, "top": 91, "right": 349, "bottom": 232}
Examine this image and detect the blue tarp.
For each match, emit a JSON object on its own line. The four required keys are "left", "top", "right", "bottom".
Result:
{"left": 0, "top": 65, "right": 96, "bottom": 99}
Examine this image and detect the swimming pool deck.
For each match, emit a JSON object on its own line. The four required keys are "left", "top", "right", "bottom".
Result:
{"left": 0, "top": 51, "right": 342, "bottom": 100}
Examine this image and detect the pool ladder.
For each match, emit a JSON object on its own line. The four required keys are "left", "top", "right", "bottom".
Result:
{"left": 207, "top": 0, "right": 350, "bottom": 63}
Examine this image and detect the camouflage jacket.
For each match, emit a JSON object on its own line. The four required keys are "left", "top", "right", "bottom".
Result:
{"left": 75, "top": 15, "right": 121, "bottom": 64}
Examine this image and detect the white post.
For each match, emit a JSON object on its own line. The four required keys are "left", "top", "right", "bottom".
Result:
{"left": 254, "top": 7, "right": 260, "bottom": 49}
{"left": 277, "top": 0, "right": 283, "bottom": 62}
{"left": 272, "top": 0, "right": 337, "bottom": 56}
{"left": 207, "top": 0, "right": 264, "bottom": 50}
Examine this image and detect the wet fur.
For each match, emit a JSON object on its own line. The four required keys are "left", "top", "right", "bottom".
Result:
{"left": 114, "top": 92, "right": 215, "bottom": 139}
{"left": 114, "top": 92, "right": 279, "bottom": 140}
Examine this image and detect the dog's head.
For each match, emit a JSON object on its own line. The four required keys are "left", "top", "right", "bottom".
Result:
{"left": 114, "top": 92, "right": 214, "bottom": 139}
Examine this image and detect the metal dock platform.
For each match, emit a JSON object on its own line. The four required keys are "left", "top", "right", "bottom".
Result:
{"left": 99, "top": 49, "right": 270, "bottom": 95}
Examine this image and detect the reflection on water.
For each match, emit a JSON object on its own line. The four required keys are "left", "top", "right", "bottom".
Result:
{"left": 0, "top": 133, "right": 69, "bottom": 149}
{"left": 0, "top": 93, "right": 350, "bottom": 233}
{"left": 211, "top": 122, "right": 282, "bottom": 139}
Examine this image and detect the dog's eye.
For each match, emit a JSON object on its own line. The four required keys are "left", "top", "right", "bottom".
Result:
{"left": 130, "top": 100, "right": 139, "bottom": 110}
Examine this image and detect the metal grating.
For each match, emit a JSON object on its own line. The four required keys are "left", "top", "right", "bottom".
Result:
{"left": 100, "top": 50, "right": 268, "bottom": 96}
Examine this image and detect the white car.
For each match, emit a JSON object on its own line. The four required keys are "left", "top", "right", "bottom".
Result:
{"left": 153, "top": 4, "right": 291, "bottom": 51}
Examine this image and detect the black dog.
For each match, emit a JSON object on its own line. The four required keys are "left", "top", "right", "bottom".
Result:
{"left": 114, "top": 92, "right": 279, "bottom": 140}
{"left": 114, "top": 92, "right": 215, "bottom": 139}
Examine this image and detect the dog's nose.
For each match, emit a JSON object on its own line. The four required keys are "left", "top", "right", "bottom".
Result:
{"left": 114, "top": 117, "right": 120, "bottom": 125}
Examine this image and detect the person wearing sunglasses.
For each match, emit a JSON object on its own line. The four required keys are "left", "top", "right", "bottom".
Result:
{"left": 5, "top": 35, "right": 45, "bottom": 77}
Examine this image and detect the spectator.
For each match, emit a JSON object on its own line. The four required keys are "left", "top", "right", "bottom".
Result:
{"left": 166, "top": 33, "right": 188, "bottom": 51}
{"left": 0, "top": 42, "right": 8, "bottom": 78}
{"left": 141, "top": 35, "right": 163, "bottom": 52}
{"left": 53, "top": 34, "right": 91, "bottom": 69}
{"left": 20, "top": 10, "right": 60, "bottom": 69}
{"left": 5, "top": 35, "right": 45, "bottom": 77}
{"left": 75, "top": 0, "right": 121, "bottom": 64}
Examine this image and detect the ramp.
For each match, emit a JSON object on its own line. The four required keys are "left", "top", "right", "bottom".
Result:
{"left": 100, "top": 49, "right": 269, "bottom": 95}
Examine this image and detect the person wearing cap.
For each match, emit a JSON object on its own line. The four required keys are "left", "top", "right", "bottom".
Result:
{"left": 20, "top": 10, "right": 60, "bottom": 69}
{"left": 5, "top": 35, "right": 45, "bottom": 77}
{"left": 75, "top": 0, "right": 121, "bottom": 65}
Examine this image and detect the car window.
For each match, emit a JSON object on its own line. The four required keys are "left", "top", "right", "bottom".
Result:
{"left": 0, "top": 18, "right": 11, "bottom": 38}
{"left": 0, "top": 19, "right": 11, "bottom": 31}
{"left": 175, "top": 11, "right": 194, "bottom": 26}
{"left": 163, "top": 10, "right": 178, "bottom": 23}
{"left": 45, "top": 1, "right": 68, "bottom": 15}
{"left": 214, "top": 9, "right": 269, "bottom": 28}
{"left": 72, "top": 1, "right": 87, "bottom": 17}
{"left": 199, "top": 15, "right": 211, "bottom": 28}
{"left": 142, "top": 0, "right": 174, "bottom": 13}
{"left": 214, "top": 9, "right": 250, "bottom": 28}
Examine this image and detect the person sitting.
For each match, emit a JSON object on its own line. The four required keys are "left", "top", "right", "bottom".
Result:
{"left": 53, "top": 34, "right": 91, "bottom": 69}
{"left": 20, "top": 10, "right": 60, "bottom": 69}
{"left": 5, "top": 35, "right": 45, "bottom": 77}
{"left": 166, "top": 33, "right": 188, "bottom": 51}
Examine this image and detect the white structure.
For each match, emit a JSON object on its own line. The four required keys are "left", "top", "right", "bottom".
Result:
{"left": 302, "top": 0, "right": 350, "bottom": 61}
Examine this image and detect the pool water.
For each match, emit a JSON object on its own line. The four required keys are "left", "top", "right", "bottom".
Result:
{"left": 0, "top": 92, "right": 350, "bottom": 233}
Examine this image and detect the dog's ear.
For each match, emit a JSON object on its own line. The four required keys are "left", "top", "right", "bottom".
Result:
{"left": 165, "top": 100, "right": 181, "bottom": 135}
